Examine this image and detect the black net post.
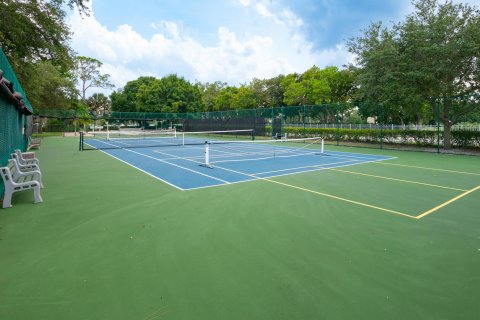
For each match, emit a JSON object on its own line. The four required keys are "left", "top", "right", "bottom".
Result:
{"left": 79, "top": 131, "right": 83, "bottom": 151}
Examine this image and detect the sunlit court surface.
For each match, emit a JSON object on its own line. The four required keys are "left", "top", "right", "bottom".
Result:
{"left": 82, "top": 130, "right": 395, "bottom": 190}
{"left": 2, "top": 136, "right": 479, "bottom": 320}
{"left": 2, "top": 0, "right": 480, "bottom": 319}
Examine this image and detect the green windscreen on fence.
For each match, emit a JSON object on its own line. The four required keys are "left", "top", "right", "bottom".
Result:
{"left": 0, "top": 47, "right": 33, "bottom": 197}
{"left": 53, "top": 98, "right": 477, "bottom": 151}
{"left": 36, "top": 97, "right": 480, "bottom": 152}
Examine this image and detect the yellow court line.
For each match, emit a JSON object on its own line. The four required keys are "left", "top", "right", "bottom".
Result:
{"left": 328, "top": 168, "right": 468, "bottom": 192}
{"left": 416, "top": 185, "right": 480, "bottom": 219}
{"left": 378, "top": 162, "right": 480, "bottom": 176}
{"left": 263, "top": 178, "right": 417, "bottom": 219}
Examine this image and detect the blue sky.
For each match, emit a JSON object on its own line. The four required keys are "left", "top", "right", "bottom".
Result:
{"left": 67, "top": 0, "right": 476, "bottom": 93}
{"left": 91, "top": 0, "right": 407, "bottom": 47}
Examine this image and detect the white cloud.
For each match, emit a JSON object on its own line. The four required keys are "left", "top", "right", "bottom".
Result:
{"left": 238, "top": 0, "right": 251, "bottom": 7}
{"left": 69, "top": 0, "right": 353, "bottom": 94}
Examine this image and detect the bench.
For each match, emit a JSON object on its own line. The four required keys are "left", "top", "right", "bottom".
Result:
{"left": 1, "top": 160, "right": 43, "bottom": 208}
{"left": 27, "top": 137, "right": 41, "bottom": 150}
{"left": 12, "top": 149, "right": 40, "bottom": 167}
{"left": 9, "top": 158, "right": 43, "bottom": 188}
{"left": 15, "top": 149, "right": 35, "bottom": 160}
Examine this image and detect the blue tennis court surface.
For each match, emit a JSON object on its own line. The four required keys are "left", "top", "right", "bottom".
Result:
{"left": 86, "top": 138, "right": 395, "bottom": 190}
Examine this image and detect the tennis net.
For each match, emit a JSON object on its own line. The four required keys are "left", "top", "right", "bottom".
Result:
{"left": 203, "top": 137, "right": 324, "bottom": 167}
{"left": 80, "top": 129, "right": 255, "bottom": 150}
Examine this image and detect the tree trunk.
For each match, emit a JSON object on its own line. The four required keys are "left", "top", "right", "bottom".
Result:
{"left": 443, "top": 120, "right": 452, "bottom": 149}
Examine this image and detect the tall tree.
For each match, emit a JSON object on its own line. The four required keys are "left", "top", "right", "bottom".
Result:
{"left": 74, "top": 56, "right": 114, "bottom": 100}
{"left": 111, "top": 77, "right": 157, "bottom": 112}
{"left": 349, "top": 0, "right": 480, "bottom": 147}
{"left": 233, "top": 85, "right": 257, "bottom": 109}
{"left": 21, "top": 61, "right": 78, "bottom": 110}
{"left": 0, "top": 1, "right": 90, "bottom": 96}
{"left": 248, "top": 78, "right": 268, "bottom": 107}
{"left": 135, "top": 74, "right": 203, "bottom": 113}
{"left": 282, "top": 73, "right": 306, "bottom": 106}
{"left": 264, "top": 75, "right": 286, "bottom": 107}
{"left": 213, "top": 86, "right": 238, "bottom": 110}
{"left": 196, "top": 81, "right": 227, "bottom": 111}
{"left": 87, "top": 93, "right": 111, "bottom": 117}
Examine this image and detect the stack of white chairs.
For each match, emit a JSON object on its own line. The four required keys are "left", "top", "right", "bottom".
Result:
{"left": 0, "top": 150, "right": 43, "bottom": 208}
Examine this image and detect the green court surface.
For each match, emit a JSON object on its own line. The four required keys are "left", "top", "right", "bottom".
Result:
{"left": 1, "top": 137, "right": 479, "bottom": 320}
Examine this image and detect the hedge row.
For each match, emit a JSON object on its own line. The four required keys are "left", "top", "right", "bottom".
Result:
{"left": 277, "top": 127, "right": 480, "bottom": 148}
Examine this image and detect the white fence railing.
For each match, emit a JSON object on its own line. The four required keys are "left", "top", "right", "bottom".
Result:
{"left": 284, "top": 123, "right": 480, "bottom": 131}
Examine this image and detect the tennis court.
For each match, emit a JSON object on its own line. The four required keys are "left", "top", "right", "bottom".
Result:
{"left": 1, "top": 136, "right": 479, "bottom": 320}
{"left": 82, "top": 130, "right": 395, "bottom": 190}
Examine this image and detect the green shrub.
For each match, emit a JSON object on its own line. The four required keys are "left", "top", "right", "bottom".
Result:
{"left": 451, "top": 130, "right": 480, "bottom": 147}
{"left": 281, "top": 126, "right": 480, "bottom": 148}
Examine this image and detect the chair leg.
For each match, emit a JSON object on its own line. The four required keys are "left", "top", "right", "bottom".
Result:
{"left": 33, "top": 186, "right": 43, "bottom": 204}
{"left": 38, "top": 172, "right": 44, "bottom": 188}
{"left": 2, "top": 190, "right": 13, "bottom": 208}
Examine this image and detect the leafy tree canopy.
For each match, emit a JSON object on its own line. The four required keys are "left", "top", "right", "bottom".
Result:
{"left": 0, "top": 0, "right": 91, "bottom": 110}
{"left": 348, "top": 0, "right": 480, "bottom": 146}
{"left": 87, "top": 93, "right": 111, "bottom": 117}
{"left": 135, "top": 74, "right": 203, "bottom": 113}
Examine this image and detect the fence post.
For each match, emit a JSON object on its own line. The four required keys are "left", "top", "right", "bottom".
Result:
{"left": 437, "top": 99, "right": 440, "bottom": 154}
{"left": 379, "top": 104, "right": 383, "bottom": 149}
{"left": 303, "top": 105, "right": 306, "bottom": 138}
{"left": 335, "top": 104, "right": 340, "bottom": 146}
{"left": 271, "top": 107, "right": 274, "bottom": 137}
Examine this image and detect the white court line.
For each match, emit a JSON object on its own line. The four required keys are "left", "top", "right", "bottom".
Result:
{"left": 210, "top": 151, "right": 320, "bottom": 164}
{"left": 124, "top": 148, "right": 231, "bottom": 184}
{"left": 152, "top": 141, "right": 321, "bottom": 163}
{"left": 253, "top": 158, "right": 361, "bottom": 175}
{"left": 86, "top": 140, "right": 230, "bottom": 185}
{"left": 208, "top": 143, "right": 394, "bottom": 165}
{"left": 326, "top": 152, "right": 393, "bottom": 161}
{"left": 326, "top": 150, "right": 397, "bottom": 162}
{"left": 212, "top": 141, "right": 320, "bottom": 154}
{"left": 86, "top": 140, "right": 397, "bottom": 191}
{"left": 182, "top": 156, "right": 396, "bottom": 191}
{"left": 88, "top": 137, "right": 180, "bottom": 148}
{"left": 190, "top": 155, "right": 395, "bottom": 188}
{"left": 250, "top": 158, "right": 396, "bottom": 179}
{"left": 95, "top": 149, "right": 184, "bottom": 191}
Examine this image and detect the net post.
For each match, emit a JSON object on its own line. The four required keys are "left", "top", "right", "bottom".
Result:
{"left": 321, "top": 139, "right": 324, "bottom": 153}
{"left": 182, "top": 132, "right": 185, "bottom": 146}
{"left": 79, "top": 131, "right": 83, "bottom": 151}
{"left": 204, "top": 141, "right": 210, "bottom": 167}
